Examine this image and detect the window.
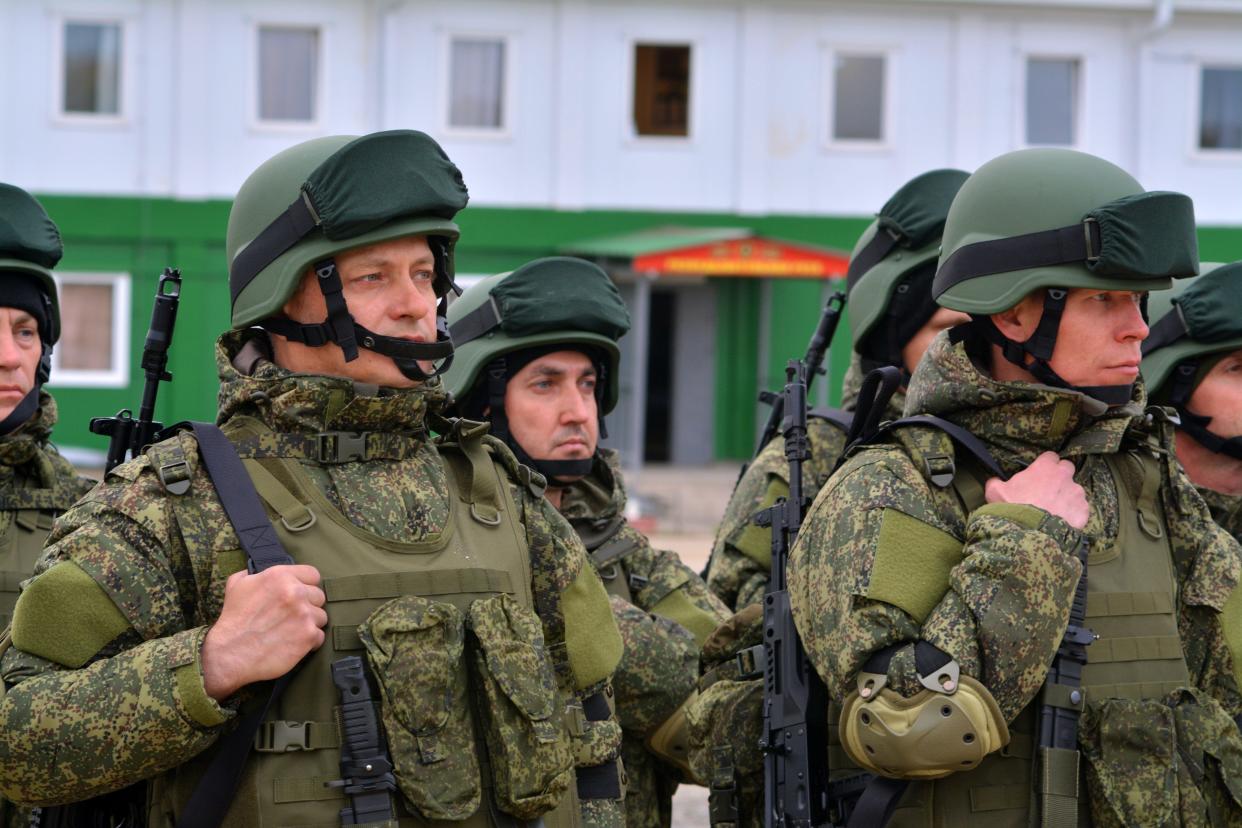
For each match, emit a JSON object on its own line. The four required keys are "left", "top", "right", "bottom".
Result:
{"left": 831, "top": 54, "right": 885, "bottom": 142}
{"left": 49, "top": 273, "right": 131, "bottom": 388}
{"left": 633, "top": 44, "right": 691, "bottom": 137}
{"left": 448, "top": 37, "right": 506, "bottom": 130}
{"left": 61, "top": 21, "right": 122, "bottom": 116}
{"left": 1026, "top": 58, "right": 1079, "bottom": 146}
{"left": 257, "top": 25, "right": 319, "bottom": 123}
{"left": 1200, "top": 66, "right": 1242, "bottom": 151}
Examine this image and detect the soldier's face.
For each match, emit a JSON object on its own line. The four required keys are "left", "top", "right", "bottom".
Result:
{"left": 996, "top": 288, "right": 1148, "bottom": 388}
{"left": 902, "top": 307, "right": 970, "bottom": 374}
{"left": 1186, "top": 348, "right": 1242, "bottom": 439}
{"left": 503, "top": 350, "right": 599, "bottom": 470}
{"left": 275, "top": 235, "right": 439, "bottom": 387}
{"left": 0, "top": 307, "right": 41, "bottom": 420}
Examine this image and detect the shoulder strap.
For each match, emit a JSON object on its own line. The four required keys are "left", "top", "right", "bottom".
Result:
{"left": 809, "top": 407, "right": 853, "bottom": 434}
{"left": 885, "top": 414, "right": 1006, "bottom": 485}
{"left": 178, "top": 421, "right": 296, "bottom": 828}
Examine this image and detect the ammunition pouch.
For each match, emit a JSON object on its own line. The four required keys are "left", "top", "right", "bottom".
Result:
{"left": 468, "top": 593, "right": 576, "bottom": 819}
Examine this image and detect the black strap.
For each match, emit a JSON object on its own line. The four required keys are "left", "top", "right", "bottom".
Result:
{"left": 846, "top": 229, "right": 901, "bottom": 290}
{"left": 845, "top": 366, "right": 904, "bottom": 450}
{"left": 845, "top": 777, "right": 909, "bottom": 828}
{"left": 883, "top": 414, "right": 1007, "bottom": 481}
{"left": 1140, "top": 308, "right": 1189, "bottom": 356}
{"left": 229, "top": 194, "right": 319, "bottom": 302}
{"left": 178, "top": 423, "right": 296, "bottom": 828}
{"left": 809, "top": 406, "right": 853, "bottom": 433}
{"left": 449, "top": 295, "right": 503, "bottom": 347}
{"left": 937, "top": 221, "right": 1100, "bottom": 292}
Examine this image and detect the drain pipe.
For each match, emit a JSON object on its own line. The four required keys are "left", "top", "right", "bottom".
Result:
{"left": 1145, "top": 0, "right": 1175, "bottom": 38}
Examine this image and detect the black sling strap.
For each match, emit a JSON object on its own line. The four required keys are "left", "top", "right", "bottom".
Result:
{"left": 179, "top": 422, "right": 296, "bottom": 828}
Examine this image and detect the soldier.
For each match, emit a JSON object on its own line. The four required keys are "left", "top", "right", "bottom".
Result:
{"left": 0, "top": 185, "right": 94, "bottom": 828}
{"left": 442, "top": 256, "right": 731, "bottom": 828}
{"left": 1142, "top": 261, "right": 1242, "bottom": 540}
{"left": 0, "top": 131, "right": 626, "bottom": 828}
{"left": 686, "top": 170, "right": 970, "bottom": 828}
{"left": 707, "top": 169, "right": 971, "bottom": 612}
{"left": 789, "top": 148, "right": 1242, "bottom": 826}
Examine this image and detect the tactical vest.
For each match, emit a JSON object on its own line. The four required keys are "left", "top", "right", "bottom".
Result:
{"left": 574, "top": 516, "right": 641, "bottom": 604}
{"left": 148, "top": 417, "right": 583, "bottom": 828}
{"left": 883, "top": 424, "right": 1191, "bottom": 828}
{"left": 0, "top": 487, "right": 75, "bottom": 630}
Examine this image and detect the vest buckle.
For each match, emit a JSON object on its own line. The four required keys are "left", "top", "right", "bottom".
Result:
{"left": 255, "top": 720, "right": 314, "bottom": 752}
{"left": 318, "top": 431, "right": 368, "bottom": 464}
{"left": 923, "top": 454, "right": 956, "bottom": 488}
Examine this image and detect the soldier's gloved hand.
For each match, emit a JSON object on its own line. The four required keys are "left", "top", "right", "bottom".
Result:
{"left": 201, "top": 564, "right": 328, "bottom": 701}
{"left": 984, "top": 450, "right": 1089, "bottom": 530}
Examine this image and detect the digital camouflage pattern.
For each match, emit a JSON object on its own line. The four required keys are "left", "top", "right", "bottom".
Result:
{"left": 560, "top": 450, "right": 730, "bottom": 828}
{"left": 1199, "top": 486, "right": 1242, "bottom": 544}
{"left": 788, "top": 331, "right": 1242, "bottom": 823}
{"left": 0, "top": 330, "right": 621, "bottom": 827}
{"left": 707, "top": 355, "right": 892, "bottom": 612}
{"left": 0, "top": 391, "right": 93, "bottom": 828}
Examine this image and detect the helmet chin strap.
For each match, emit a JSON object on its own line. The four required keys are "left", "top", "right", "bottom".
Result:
{"left": 970, "top": 288, "right": 1134, "bottom": 407}
{"left": 262, "top": 257, "right": 456, "bottom": 381}
{"left": 1163, "top": 359, "right": 1242, "bottom": 461}
{"left": 483, "top": 355, "right": 599, "bottom": 485}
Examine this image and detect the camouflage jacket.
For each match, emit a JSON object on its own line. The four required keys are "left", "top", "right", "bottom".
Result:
{"left": 0, "top": 331, "right": 621, "bottom": 822}
{"left": 560, "top": 451, "right": 728, "bottom": 828}
{"left": 789, "top": 332, "right": 1242, "bottom": 823}
{"left": 707, "top": 355, "right": 902, "bottom": 611}
{"left": 1199, "top": 486, "right": 1242, "bottom": 544}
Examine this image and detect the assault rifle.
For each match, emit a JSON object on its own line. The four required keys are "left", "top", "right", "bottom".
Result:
{"left": 743, "top": 291, "right": 845, "bottom": 480}
{"left": 753, "top": 359, "right": 831, "bottom": 828}
{"left": 90, "top": 268, "right": 182, "bottom": 472}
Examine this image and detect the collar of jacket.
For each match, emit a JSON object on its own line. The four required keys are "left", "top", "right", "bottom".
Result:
{"left": 902, "top": 331, "right": 1147, "bottom": 476}
{"left": 0, "top": 389, "right": 58, "bottom": 470}
{"left": 214, "top": 329, "right": 446, "bottom": 438}
{"left": 559, "top": 448, "right": 627, "bottom": 523}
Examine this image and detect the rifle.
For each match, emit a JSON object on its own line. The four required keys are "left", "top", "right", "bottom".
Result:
{"left": 753, "top": 359, "right": 831, "bottom": 828}
{"left": 90, "top": 268, "right": 182, "bottom": 472}
{"left": 738, "top": 291, "right": 846, "bottom": 486}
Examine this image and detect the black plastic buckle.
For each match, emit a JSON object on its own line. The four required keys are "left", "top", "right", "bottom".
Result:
{"left": 924, "top": 453, "right": 956, "bottom": 488}
{"left": 628, "top": 573, "right": 649, "bottom": 592}
{"left": 318, "top": 431, "right": 367, "bottom": 464}
{"left": 735, "top": 644, "right": 764, "bottom": 680}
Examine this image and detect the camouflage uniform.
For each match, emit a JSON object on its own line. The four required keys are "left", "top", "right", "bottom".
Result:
{"left": 0, "top": 330, "right": 624, "bottom": 826}
{"left": 1199, "top": 487, "right": 1242, "bottom": 543}
{"left": 561, "top": 449, "right": 731, "bottom": 827}
{"left": 706, "top": 360, "right": 879, "bottom": 611}
{"left": 788, "top": 332, "right": 1242, "bottom": 825}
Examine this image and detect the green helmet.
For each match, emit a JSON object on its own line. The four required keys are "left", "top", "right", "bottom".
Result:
{"left": 934, "top": 148, "right": 1197, "bottom": 314}
{"left": 445, "top": 257, "right": 630, "bottom": 413}
{"left": 443, "top": 257, "right": 631, "bottom": 481}
{"left": 227, "top": 130, "right": 469, "bottom": 379}
{"left": 0, "top": 183, "right": 61, "bottom": 344}
{"left": 1143, "top": 261, "right": 1242, "bottom": 402}
{"left": 847, "top": 169, "right": 969, "bottom": 372}
{"left": 932, "top": 148, "right": 1198, "bottom": 404}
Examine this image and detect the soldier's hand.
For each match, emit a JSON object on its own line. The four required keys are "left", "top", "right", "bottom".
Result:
{"left": 984, "top": 451, "right": 1089, "bottom": 530}
{"left": 201, "top": 564, "right": 327, "bottom": 700}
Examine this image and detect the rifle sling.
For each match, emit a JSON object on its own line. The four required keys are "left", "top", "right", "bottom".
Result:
{"left": 178, "top": 422, "right": 297, "bottom": 828}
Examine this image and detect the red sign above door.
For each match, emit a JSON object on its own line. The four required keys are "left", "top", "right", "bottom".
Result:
{"left": 633, "top": 237, "right": 849, "bottom": 278}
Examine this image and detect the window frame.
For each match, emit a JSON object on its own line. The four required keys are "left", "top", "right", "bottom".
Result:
{"left": 51, "top": 14, "right": 133, "bottom": 126}
{"left": 1020, "top": 53, "right": 1085, "bottom": 149}
{"left": 249, "top": 20, "right": 325, "bottom": 132}
{"left": 441, "top": 31, "right": 514, "bottom": 140}
{"left": 1192, "top": 60, "right": 1242, "bottom": 160}
{"left": 625, "top": 38, "right": 696, "bottom": 145}
{"left": 821, "top": 46, "right": 894, "bottom": 151}
{"left": 47, "top": 272, "right": 132, "bottom": 389}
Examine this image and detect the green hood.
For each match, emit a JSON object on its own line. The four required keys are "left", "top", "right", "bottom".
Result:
{"left": 558, "top": 449, "right": 627, "bottom": 524}
{"left": 903, "top": 331, "right": 1146, "bottom": 474}
{"left": 215, "top": 329, "right": 447, "bottom": 435}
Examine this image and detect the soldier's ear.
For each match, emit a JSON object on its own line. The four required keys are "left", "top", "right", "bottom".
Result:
{"left": 989, "top": 292, "right": 1042, "bottom": 343}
